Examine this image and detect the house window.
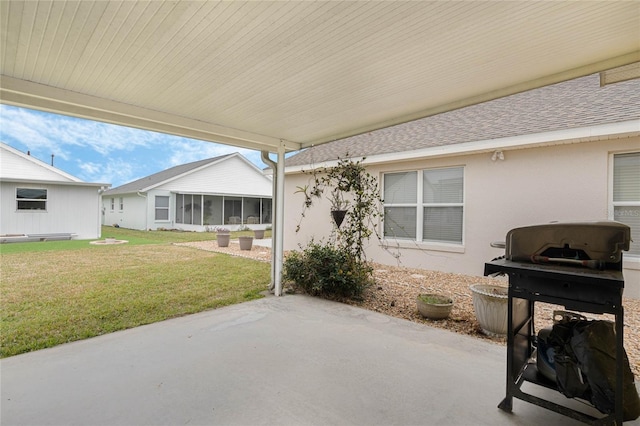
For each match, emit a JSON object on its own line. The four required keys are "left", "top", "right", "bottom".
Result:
{"left": 110, "top": 198, "right": 115, "bottom": 211}
{"left": 612, "top": 152, "right": 640, "bottom": 256}
{"left": 155, "top": 196, "right": 170, "bottom": 221}
{"left": 119, "top": 197, "right": 124, "bottom": 211}
{"left": 16, "top": 188, "right": 47, "bottom": 210}
{"left": 383, "top": 171, "right": 418, "bottom": 239}
{"left": 383, "top": 167, "right": 464, "bottom": 244}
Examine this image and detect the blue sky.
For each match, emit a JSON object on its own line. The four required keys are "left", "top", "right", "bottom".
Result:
{"left": 0, "top": 104, "right": 271, "bottom": 188}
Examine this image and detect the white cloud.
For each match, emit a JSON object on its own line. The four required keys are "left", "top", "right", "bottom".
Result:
{"left": 0, "top": 105, "right": 162, "bottom": 158}
{"left": 165, "top": 139, "right": 264, "bottom": 166}
{"left": 77, "top": 159, "right": 138, "bottom": 187}
{"left": 1, "top": 105, "right": 272, "bottom": 187}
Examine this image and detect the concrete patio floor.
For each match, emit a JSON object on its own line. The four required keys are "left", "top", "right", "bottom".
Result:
{"left": 1, "top": 294, "right": 615, "bottom": 425}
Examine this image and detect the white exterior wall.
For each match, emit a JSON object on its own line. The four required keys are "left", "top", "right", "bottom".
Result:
{"left": 155, "top": 155, "right": 272, "bottom": 197}
{"left": 101, "top": 155, "right": 273, "bottom": 231}
{"left": 284, "top": 136, "right": 640, "bottom": 299}
{"left": 145, "top": 189, "right": 173, "bottom": 231}
{"left": 102, "top": 193, "right": 148, "bottom": 230}
{"left": 0, "top": 181, "right": 102, "bottom": 239}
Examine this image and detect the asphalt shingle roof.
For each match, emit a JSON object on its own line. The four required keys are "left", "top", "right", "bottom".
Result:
{"left": 285, "top": 73, "right": 640, "bottom": 167}
{"left": 103, "top": 154, "right": 233, "bottom": 195}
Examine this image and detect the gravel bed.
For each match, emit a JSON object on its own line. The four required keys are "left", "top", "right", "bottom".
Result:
{"left": 177, "top": 240, "right": 640, "bottom": 377}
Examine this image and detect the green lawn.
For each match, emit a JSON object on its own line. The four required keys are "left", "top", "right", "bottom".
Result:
{"left": 0, "top": 227, "right": 271, "bottom": 357}
{"left": 0, "top": 225, "right": 270, "bottom": 254}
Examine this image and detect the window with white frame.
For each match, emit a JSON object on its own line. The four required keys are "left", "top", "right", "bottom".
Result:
{"left": 383, "top": 167, "right": 464, "bottom": 244}
{"left": 119, "top": 197, "right": 124, "bottom": 211}
{"left": 16, "top": 188, "right": 47, "bottom": 210}
{"left": 612, "top": 152, "right": 639, "bottom": 256}
{"left": 110, "top": 198, "right": 115, "bottom": 211}
{"left": 155, "top": 196, "right": 170, "bottom": 221}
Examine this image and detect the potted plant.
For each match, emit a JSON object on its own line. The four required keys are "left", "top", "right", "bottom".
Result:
{"left": 215, "top": 227, "right": 231, "bottom": 248}
{"left": 329, "top": 189, "right": 349, "bottom": 228}
{"left": 469, "top": 284, "right": 510, "bottom": 336}
{"left": 238, "top": 235, "right": 253, "bottom": 250}
{"left": 416, "top": 293, "right": 453, "bottom": 320}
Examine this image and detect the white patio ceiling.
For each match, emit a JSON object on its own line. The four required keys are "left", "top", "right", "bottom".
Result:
{"left": 1, "top": 1, "right": 638, "bottom": 154}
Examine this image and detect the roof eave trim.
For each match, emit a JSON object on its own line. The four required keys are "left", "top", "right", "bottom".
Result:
{"left": 0, "top": 177, "right": 110, "bottom": 187}
{"left": 285, "top": 120, "right": 640, "bottom": 173}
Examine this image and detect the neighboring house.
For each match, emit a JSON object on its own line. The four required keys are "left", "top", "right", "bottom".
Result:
{"left": 0, "top": 142, "right": 109, "bottom": 241}
{"left": 102, "top": 153, "right": 272, "bottom": 231}
{"left": 283, "top": 72, "right": 640, "bottom": 299}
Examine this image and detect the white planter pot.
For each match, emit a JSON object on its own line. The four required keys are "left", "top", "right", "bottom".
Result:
{"left": 470, "top": 284, "right": 509, "bottom": 336}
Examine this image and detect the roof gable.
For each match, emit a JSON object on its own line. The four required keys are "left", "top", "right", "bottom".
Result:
{"left": 104, "top": 153, "right": 269, "bottom": 195}
{"left": 285, "top": 73, "right": 640, "bottom": 167}
{"left": 0, "top": 142, "right": 82, "bottom": 182}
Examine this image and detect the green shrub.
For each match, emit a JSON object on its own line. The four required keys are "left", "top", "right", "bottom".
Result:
{"left": 283, "top": 241, "right": 372, "bottom": 299}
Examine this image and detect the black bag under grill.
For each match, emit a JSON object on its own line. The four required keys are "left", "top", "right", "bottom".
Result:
{"left": 548, "top": 318, "right": 640, "bottom": 421}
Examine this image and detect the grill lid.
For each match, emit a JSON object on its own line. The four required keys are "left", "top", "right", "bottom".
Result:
{"left": 505, "top": 221, "right": 631, "bottom": 266}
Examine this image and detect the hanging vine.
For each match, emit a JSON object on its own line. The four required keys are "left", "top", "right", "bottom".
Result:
{"left": 295, "top": 156, "right": 384, "bottom": 263}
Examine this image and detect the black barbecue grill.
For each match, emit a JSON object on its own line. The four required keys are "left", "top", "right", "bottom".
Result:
{"left": 484, "top": 221, "right": 631, "bottom": 425}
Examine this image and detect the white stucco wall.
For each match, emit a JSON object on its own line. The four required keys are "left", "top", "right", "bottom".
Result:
{"left": 284, "top": 136, "right": 640, "bottom": 299}
{"left": 1, "top": 182, "right": 102, "bottom": 239}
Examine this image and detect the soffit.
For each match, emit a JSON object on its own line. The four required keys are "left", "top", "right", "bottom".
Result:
{"left": 1, "top": 1, "right": 638, "bottom": 152}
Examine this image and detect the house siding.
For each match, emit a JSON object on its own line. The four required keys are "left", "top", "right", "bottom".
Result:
{"left": 284, "top": 136, "right": 640, "bottom": 299}
{"left": 1, "top": 182, "right": 102, "bottom": 239}
{"left": 101, "top": 154, "right": 273, "bottom": 231}
{"left": 154, "top": 155, "right": 271, "bottom": 196}
{"left": 102, "top": 193, "right": 147, "bottom": 230}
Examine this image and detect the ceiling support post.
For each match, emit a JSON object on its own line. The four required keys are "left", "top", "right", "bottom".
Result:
{"left": 261, "top": 143, "right": 286, "bottom": 296}
{"left": 273, "top": 142, "right": 286, "bottom": 296}
{"left": 261, "top": 151, "right": 278, "bottom": 292}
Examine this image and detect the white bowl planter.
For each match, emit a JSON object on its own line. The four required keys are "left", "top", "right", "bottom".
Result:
{"left": 470, "top": 284, "right": 509, "bottom": 336}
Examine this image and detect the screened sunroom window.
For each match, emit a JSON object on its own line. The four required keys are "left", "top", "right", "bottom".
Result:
{"left": 383, "top": 167, "right": 464, "bottom": 244}
{"left": 613, "top": 152, "right": 640, "bottom": 256}
{"left": 16, "top": 188, "right": 47, "bottom": 210}
{"left": 176, "top": 194, "right": 202, "bottom": 225}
